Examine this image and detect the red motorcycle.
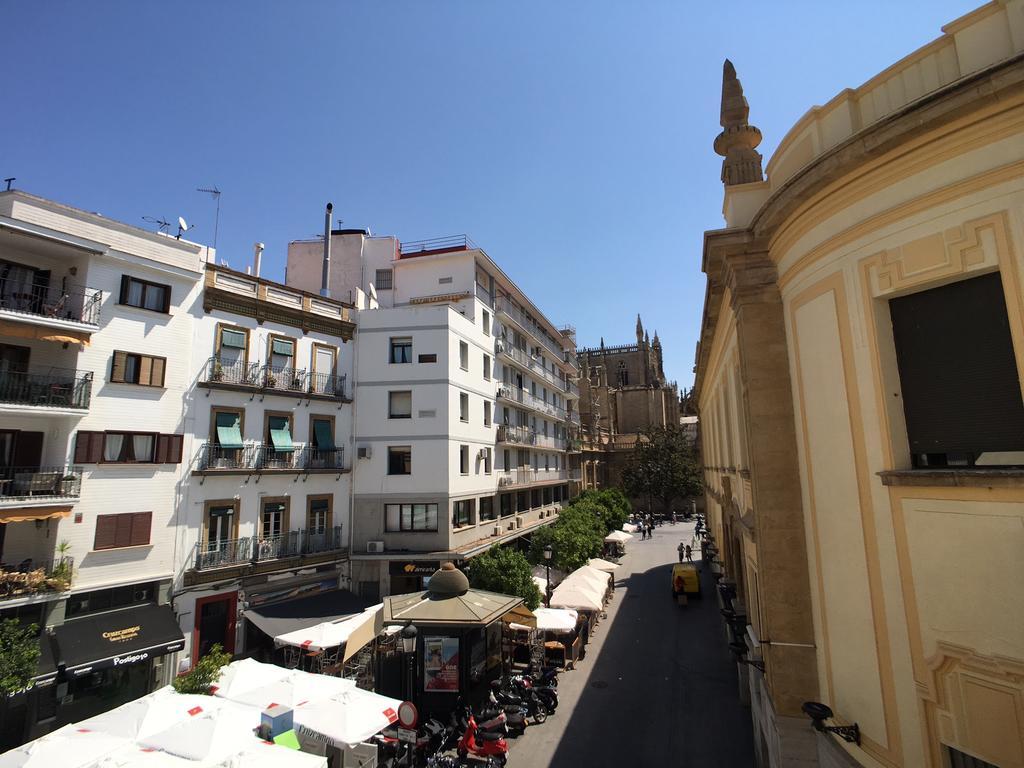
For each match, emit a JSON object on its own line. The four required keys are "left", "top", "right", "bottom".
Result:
{"left": 456, "top": 709, "right": 509, "bottom": 766}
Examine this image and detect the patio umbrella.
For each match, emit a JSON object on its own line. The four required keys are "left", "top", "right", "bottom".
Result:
{"left": 0, "top": 725, "right": 127, "bottom": 768}
{"left": 604, "top": 530, "right": 634, "bottom": 543}
{"left": 80, "top": 685, "right": 232, "bottom": 740}
{"left": 211, "top": 658, "right": 291, "bottom": 699}
{"left": 91, "top": 745, "right": 196, "bottom": 768}
{"left": 220, "top": 742, "right": 327, "bottom": 768}
{"left": 294, "top": 687, "right": 402, "bottom": 749}
{"left": 549, "top": 583, "right": 603, "bottom": 612}
{"left": 621, "top": 523, "right": 639, "bottom": 533}
{"left": 587, "top": 558, "right": 620, "bottom": 572}
{"left": 533, "top": 608, "right": 578, "bottom": 632}
{"left": 138, "top": 704, "right": 261, "bottom": 762}
{"left": 225, "top": 668, "right": 356, "bottom": 710}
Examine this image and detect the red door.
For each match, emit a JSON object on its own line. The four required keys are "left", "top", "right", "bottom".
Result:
{"left": 193, "top": 592, "right": 237, "bottom": 665}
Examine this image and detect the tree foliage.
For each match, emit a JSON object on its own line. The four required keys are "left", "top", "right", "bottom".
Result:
{"left": 575, "top": 488, "right": 630, "bottom": 534}
{"left": 530, "top": 500, "right": 606, "bottom": 572}
{"left": 467, "top": 547, "right": 541, "bottom": 610}
{"left": 0, "top": 620, "right": 41, "bottom": 696}
{"left": 173, "top": 643, "right": 232, "bottom": 695}
{"left": 622, "top": 425, "right": 703, "bottom": 513}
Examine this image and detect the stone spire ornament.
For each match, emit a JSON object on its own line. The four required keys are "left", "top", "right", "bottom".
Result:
{"left": 636, "top": 314, "right": 644, "bottom": 345}
{"left": 713, "top": 59, "right": 764, "bottom": 186}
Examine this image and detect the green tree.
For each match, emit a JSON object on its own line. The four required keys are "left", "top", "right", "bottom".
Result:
{"left": 0, "top": 620, "right": 41, "bottom": 696}
{"left": 530, "top": 500, "right": 606, "bottom": 572}
{"left": 173, "top": 643, "right": 232, "bottom": 695}
{"left": 576, "top": 488, "right": 631, "bottom": 533}
{"left": 467, "top": 547, "right": 542, "bottom": 610}
{"left": 622, "top": 425, "right": 703, "bottom": 515}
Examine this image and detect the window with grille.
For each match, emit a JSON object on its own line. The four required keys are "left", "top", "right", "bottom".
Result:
{"left": 890, "top": 271, "right": 1024, "bottom": 467}
{"left": 375, "top": 269, "right": 393, "bottom": 290}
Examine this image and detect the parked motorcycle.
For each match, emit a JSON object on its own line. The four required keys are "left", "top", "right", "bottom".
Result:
{"left": 456, "top": 708, "right": 509, "bottom": 766}
{"left": 508, "top": 673, "right": 558, "bottom": 714}
{"left": 491, "top": 679, "right": 545, "bottom": 725}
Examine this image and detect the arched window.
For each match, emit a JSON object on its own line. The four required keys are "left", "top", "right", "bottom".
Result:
{"left": 617, "top": 361, "right": 628, "bottom": 387}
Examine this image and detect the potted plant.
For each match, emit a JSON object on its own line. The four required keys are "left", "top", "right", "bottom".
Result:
{"left": 60, "top": 473, "right": 78, "bottom": 495}
{"left": 265, "top": 373, "right": 278, "bottom": 388}
{"left": 211, "top": 361, "right": 225, "bottom": 382}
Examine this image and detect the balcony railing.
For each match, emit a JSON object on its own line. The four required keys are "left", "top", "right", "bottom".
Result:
{"left": 496, "top": 385, "right": 566, "bottom": 421}
{"left": 494, "top": 296, "right": 569, "bottom": 363}
{"left": 0, "top": 466, "right": 82, "bottom": 501}
{"left": 196, "top": 444, "right": 347, "bottom": 473}
{"left": 496, "top": 341, "right": 567, "bottom": 391}
{"left": 0, "top": 368, "right": 93, "bottom": 410}
{"left": 400, "top": 235, "right": 477, "bottom": 256}
{"left": 497, "top": 425, "right": 535, "bottom": 445}
{"left": 533, "top": 434, "right": 567, "bottom": 451}
{"left": 0, "top": 557, "right": 74, "bottom": 601}
{"left": 0, "top": 279, "right": 102, "bottom": 326}
{"left": 475, "top": 283, "right": 493, "bottom": 307}
{"left": 191, "top": 526, "right": 344, "bottom": 571}
{"left": 497, "top": 469, "right": 575, "bottom": 487}
{"left": 201, "top": 357, "right": 349, "bottom": 400}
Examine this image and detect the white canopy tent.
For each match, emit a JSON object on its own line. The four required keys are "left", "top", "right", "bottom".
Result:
{"left": 273, "top": 605, "right": 383, "bottom": 659}
{"left": 587, "top": 558, "right": 620, "bottom": 572}
{"left": 621, "top": 523, "right": 639, "bottom": 533}
{"left": 221, "top": 743, "right": 327, "bottom": 768}
{"left": 92, "top": 745, "right": 196, "bottom": 768}
{"left": 294, "top": 687, "right": 402, "bottom": 749}
{"left": 81, "top": 685, "right": 235, "bottom": 741}
{"left": 604, "top": 530, "right": 634, "bottom": 543}
{"left": 137, "top": 705, "right": 261, "bottom": 763}
{"left": 0, "top": 725, "right": 127, "bottom": 768}
{"left": 533, "top": 607, "right": 579, "bottom": 632}
{"left": 218, "top": 669, "right": 356, "bottom": 711}
{"left": 549, "top": 582, "right": 603, "bottom": 611}
{"left": 210, "top": 657, "right": 291, "bottom": 699}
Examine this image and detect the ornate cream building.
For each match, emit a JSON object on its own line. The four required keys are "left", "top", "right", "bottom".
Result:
{"left": 694, "top": 3, "right": 1024, "bottom": 767}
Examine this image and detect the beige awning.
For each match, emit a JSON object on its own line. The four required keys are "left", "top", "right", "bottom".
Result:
{"left": 500, "top": 604, "right": 537, "bottom": 628}
{"left": 0, "top": 320, "right": 90, "bottom": 347}
{"left": 0, "top": 506, "right": 72, "bottom": 524}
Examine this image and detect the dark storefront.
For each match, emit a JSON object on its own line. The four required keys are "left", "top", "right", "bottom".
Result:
{"left": 388, "top": 560, "right": 441, "bottom": 596}
{"left": 243, "top": 588, "right": 370, "bottom": 662}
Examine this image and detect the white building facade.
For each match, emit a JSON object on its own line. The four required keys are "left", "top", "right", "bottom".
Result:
{"left": 287, "top": 233, "right": 581, "bottom": 599}
{"left": 0, "top": 191, "right": 208, "bottom": 747}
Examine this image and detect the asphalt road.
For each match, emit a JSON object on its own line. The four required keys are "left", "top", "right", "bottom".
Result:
{"left": 509, "top": 521, "right": 755, "bottom": 768}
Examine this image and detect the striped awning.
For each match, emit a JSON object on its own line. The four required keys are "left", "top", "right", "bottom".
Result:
{"left": 0, "top": 506, "right": 72, "bottom": 524}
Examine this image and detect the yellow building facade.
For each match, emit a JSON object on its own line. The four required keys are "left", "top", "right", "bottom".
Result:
{"left": 694, "top": 3, "right": 1024, "bottom": 767}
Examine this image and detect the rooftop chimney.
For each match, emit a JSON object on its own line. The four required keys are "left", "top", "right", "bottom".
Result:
{"left": 253, "top": 243, "right": 264, "bottom": 278}
{"left": 321, "top": 203, "right": 333, "bottom": 298}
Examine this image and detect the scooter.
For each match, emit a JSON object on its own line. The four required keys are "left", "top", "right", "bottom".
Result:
{"left": 456, "top": 709, "right": 509, "bottom": 766}
{"left": 491, "top": 680, "right": 542, "bottom": 726}
{"left": 508, "top": 673, "right": 558, "bottom": 714}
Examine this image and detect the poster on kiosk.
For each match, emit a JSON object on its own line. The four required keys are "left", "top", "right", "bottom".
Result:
{"left": 423, "top": 637, "right": 459, "bottom": 692}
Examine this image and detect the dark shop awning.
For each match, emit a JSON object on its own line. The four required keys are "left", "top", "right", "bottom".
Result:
{"left": 54, "top": 603, "right": 185, "bottom": 678}
{"left": 29, "top": 632, "right": 58, "bottom": 689}
{"left": 245, "top": 589, "right": 368, "bottom": 639}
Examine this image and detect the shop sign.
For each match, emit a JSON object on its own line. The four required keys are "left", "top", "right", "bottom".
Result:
{"left": 423, "top": 637, "right": 459, "bottom": 693}
{"left": 102, "top": 625, "right": 142, "bottom": 644}
{"left": 388, "top": 561, "right": 440, "bottom": 577}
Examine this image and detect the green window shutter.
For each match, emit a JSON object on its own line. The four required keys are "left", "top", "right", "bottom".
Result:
{"left": 269, "top": 416, "right": 294, "bottom": 452}
{"left": 313, "top": 420, "right": 335, "bottom": 450}
{"left": 221, "top": 329, "right": 246, "bottom": 349}
{"left": 271, "top": 339, "right": 294, "bottom": 357}
{"left": 215, "top": 412, "right": 243, "bottom": 448}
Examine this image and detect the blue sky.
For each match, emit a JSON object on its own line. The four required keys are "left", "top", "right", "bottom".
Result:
{"left": 3, "top": 1, "right": 980, "bottom": 388}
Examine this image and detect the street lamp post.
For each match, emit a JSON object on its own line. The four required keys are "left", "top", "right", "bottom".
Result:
{"left": 400, "top": 622, "right": 418, "bottom": 767}
{"left": 543, "top": 545, "right": 553, "bottom": 607}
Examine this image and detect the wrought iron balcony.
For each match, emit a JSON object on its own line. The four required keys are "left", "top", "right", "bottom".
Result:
{"left": 196, "top": 444, "right": 347, "bottom": 473}
{"left": 0, "top": 466, "right": 82, "bottom": 502}
{"left": 204, "top": 358, "right": 262, "bottom": 387}
{"left": 496, "top": 384, "right": 566, "bottom": 421}
{"left": 308, "top": 371, "right": 349, "bottom": 399}
{"left": 0, "top": 367, "right": 93, "bottom": 410}
{"left": 494, "top": 296, "right": 568, "bottom": 363}
{"left": 191, "top": 526, "right": 344, "bottom": 572}
{"left": 262, "top": 365, "right": 307, "bottom": 394}
{"left": 302, "top": 446, "right": 346, "bottom": 471}
{"left": 497, "top": 425, "right": 535, "bottom": 445}
{"left": 200, "top": 357, "right": 350, "bottom": 401}
{"left": 0, "top": 279, "right": 102, "bottom": 326}
{"left": 0, "top": 557, "right": 74, "bottom": 602}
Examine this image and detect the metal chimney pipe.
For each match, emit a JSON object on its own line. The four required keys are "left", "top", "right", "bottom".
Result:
{"left": 253, "top": 243, "right": 264, "bottom": 278}
{"left": 321, "top": 203, "right": 333, "bottom": 298}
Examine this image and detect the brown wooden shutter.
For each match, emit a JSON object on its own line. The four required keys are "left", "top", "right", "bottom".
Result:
{"left": 93, "top": 515, "right": 118, "bottom": 550}
{"left": 119, "top": 275, "right": 131, "bottom": 304}
{"left": 129, "top": 512, "right": 152, "bottom": 546}
{"left": 150, "top": 357, "right": 166, "bottom": 387}
{"left": 167, "top": 434, "right": 183, "bottom": 463}
{"left": 111, "top": 351, "right": 128, "bottom": 383}
{"left": 155, "top": 435, "right": 169, "bottom": 463}
{"left": 137, "top": 356, "right": 152, "bottom": 386}
{"left": 74, "top": 431, "right": 104, "bottom": 464}
{"left": 113, "top": 515, "right": 133, "bottom": 548}
{"left": 162, "top": 285, "right": 171, "bottom": 313}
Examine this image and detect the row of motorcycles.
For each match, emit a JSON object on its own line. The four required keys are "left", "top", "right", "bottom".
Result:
{"left": 375, "top": 667, "right": 560, "bottom": 767}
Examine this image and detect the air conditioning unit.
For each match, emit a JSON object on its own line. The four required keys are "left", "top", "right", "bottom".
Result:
{"left": 492, "top": 525, "right": 501, "bottom": 536}
{"left": 366, "top": 541, "right": 384, "bottom": 554}
{"left": 357, "top": 446, "right": 372, "bottom": 459}
{"left": 515, "top": 516, "right": 524, "bottom": 529}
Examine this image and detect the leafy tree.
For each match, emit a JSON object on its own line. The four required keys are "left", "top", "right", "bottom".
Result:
{"left": 467, "top": 547, "right": 541, "bottom": 610}
{"left": 576, "top": 488, "right": 631, "bottom": 533}
{"left": 622, "top": 425, "right": 703, "bottom": 515}
{"left": 530, "top": 501, "right": 606, "bottom": 572}
{"left": 0, "top": 620, "right": 41, "bottom": 696}
{"left": 173, "top": 643, "right": 232, "bottom": 695}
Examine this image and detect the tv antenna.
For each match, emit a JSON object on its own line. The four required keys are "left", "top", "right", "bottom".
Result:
{"left": 176, "top": 216, "right": 195, "bottom": 240}
{"left": 196, "top": 186, "right": 221, "bottom": 250}
{"left": 142, "top": 215, "right": 171, "bottom": 234}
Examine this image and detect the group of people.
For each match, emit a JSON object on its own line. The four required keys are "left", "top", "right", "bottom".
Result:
{"left": 636, "top": 514, "right": 656, "bottom": 540}
{"left": 677, "top": 512, "right": 706, "bottom": 562}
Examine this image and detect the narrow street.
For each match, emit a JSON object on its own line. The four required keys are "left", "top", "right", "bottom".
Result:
{"left": 511, "top": 521, "right": 755, "bottom": 767}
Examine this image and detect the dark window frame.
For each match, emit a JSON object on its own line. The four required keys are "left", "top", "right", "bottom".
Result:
{"left": 385, "top": 502, "right": 439, "bottom": 532}
{"left": 93, "top": 511, "right": 153, "bottom": 550}
{"left": 110, "top": 350, "right": 167, "bottom": 387}
{"left": 387, "top": 446, "right": 412, "bottom": 475}
{"left": 119, "top": 275, "right": 171, "bottom": 314}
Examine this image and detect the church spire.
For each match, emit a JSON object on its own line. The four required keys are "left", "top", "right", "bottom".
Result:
{"left": 652, "top": 330, "right": 661, "bottom": 348}
{"left": 636, "top": 314, "right": 644, "bottom": 345}
{"left": 713, "top": 59, "right": 764, "bottom": 186}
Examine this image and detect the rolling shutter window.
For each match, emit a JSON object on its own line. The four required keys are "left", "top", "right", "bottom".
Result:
{"left": 890, "top": 271, "right": 1024, "bottom": 463}
{"left": 129, "top": 512, "right": 152, "bottom": 546}
{"left": 221, "top": 329, "right": 246, "bottom": 349}
{"left": 215, "top": 413, "right": 243, "bottom": 449}
{"left": 74, "top": 431, "right": 105, "bottom": 464}
{"left": 111, "top": 351, "right": 128, "bottom": 383}
{"left": 272, "top": 339, "right": 294, "bottom": 357}
{"left": 268, "top": 416, "right": 294, "bottom": 452}
{"left": 313, "top": 419, "right": 335, "bottom": 450}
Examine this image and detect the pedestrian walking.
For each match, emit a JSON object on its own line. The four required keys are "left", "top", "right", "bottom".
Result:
{"left": 685, "top": 544, "right": 693, "bottom": 562}
{"left": 677, "top": 542, "right": 685, "bottom": 562}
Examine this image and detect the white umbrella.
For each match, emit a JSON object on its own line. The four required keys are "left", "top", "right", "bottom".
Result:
{"left": 92, "top": 745, "right": 196, "bottom": 768}
{"left": 549, "top": 583, "right": 603, "bottom": 611}
{"left": 533, "top": 607, "right": 578, "bottom": 632}
{"left": 138, "top": 704, "right": 261, "bottom": 763}
{"left": 621, "top": 523, "right": 638, "bottom": 533}
{"left": 0, "top": 725, "right": 127, "bottom": 768}
{"left": 211, "top": 658, "right": 291, "bottom": 699}
{"left": 604, "top": 530, "right": 634, "bottom": 543}
{"left": 587, "top": 558, "right": 620, "bottom": 572}
{"left": 80, "top": 686, "right": 232, "bottom": 741}
{"left": 225, "top": 669, "right": 356, "bottom": 710}
{"left": 220, "top": 743, "right": 327, "bottom": 768}
{"left": 294, "top": 687, "right": 402, "bottom": 749}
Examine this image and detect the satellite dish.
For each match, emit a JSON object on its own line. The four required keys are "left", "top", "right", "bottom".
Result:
{"left": 176, "top": 216, "right": 191, "bottom": 240}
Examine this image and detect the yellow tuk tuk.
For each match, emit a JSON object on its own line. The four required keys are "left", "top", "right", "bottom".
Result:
{"left": 672, "top": 563, "right": 701, "bottom": 599}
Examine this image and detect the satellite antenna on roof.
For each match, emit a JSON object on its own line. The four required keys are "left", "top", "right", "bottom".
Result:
{"left": 176, "top": 216, "right": 194, "bottom": 240}
{"left": 142, "top": 215, "right": 171, "bottom": 234}
{"left": 196, "top": 186, "right": 221, "bottom": 250}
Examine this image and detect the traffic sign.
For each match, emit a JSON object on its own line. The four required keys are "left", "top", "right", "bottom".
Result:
{"left": 397, "top": 700, "right": 418, "bottom": 729}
